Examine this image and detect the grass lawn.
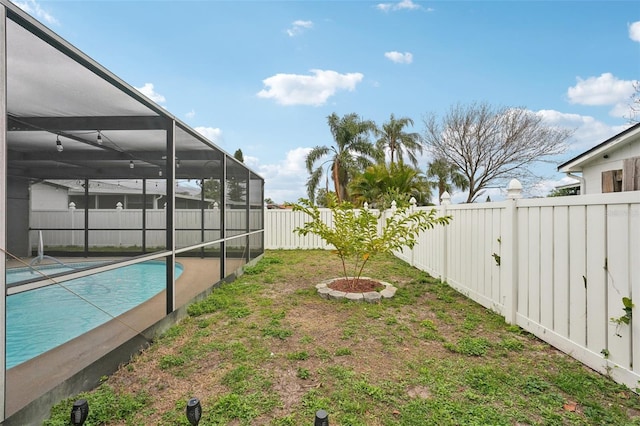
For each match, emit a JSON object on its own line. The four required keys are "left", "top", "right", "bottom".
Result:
{"left": 45, "top": 250, "right": 640, "bottom": 425}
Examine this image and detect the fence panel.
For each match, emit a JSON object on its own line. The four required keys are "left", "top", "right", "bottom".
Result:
{"left": 568, "top": 205, "right": 588, "bottom": 346}
{"left": 552, "top": 205, "right": 570, "bottom": 338}
{"left": 539, "top": 206, "right": 554, "bottom": 330}
{"left": 586, "top": 205, "right": 607, "bottom": 355}
{"left": 264, "top": 209, "right": 332, "bottom": 250}
{"left": 441, "top": 204, "right": 505, "bottom": 312}
{"left": 606, "top": 204, "right": 632, "bottom": 369}
{"left": 410, "top": 206, "right": 446, "bottom": 278}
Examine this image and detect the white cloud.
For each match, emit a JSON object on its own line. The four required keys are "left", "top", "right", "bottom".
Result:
{"left": 13, "top": 0, "right": 59, "bottom": 25}
{"left": 194, "top": 126, "right": 223, "bottom": 144}
{"left": 610, "top": 102, "right": 634, "bottom": 119}
{"left": 286, "top": 20, "right": 313, "bottom": 37}
{"left": 566, "top": 73, "right": 637, "bottom": 119}
{"left": 376, "top": 0, "right": 422, "bottom": 12}
{"left": 629, "top": 21, "right": 640, "bottom": 42}
{"left": 246, "top": 147, "right": 312, "bottom": 203}
{"left": 135, "top": 83, "right": 166, "bottom": 104}
{"left": 567, "top": 73, "right": 635, "bottom": 106}
{"left": 256, "top": 69, "right": 364, "bottom": 106}
{"left": 185, "top": 109, "right": 196, "bottom": 119}
{"left": 536, "top": 109, "right": 620, "bottom": 152}
{"left": 384, "top": 51, "right": 413, "bottom": 64}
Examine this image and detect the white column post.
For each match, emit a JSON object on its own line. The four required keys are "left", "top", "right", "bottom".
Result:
{"left": 502, "top": 179, "right": 522, "bottom": 324}
{"left": 116, "top": 202, "right": 123, "bottom": 247}
{"left": 69, "top": 202, "right": 76, "bottom": 246}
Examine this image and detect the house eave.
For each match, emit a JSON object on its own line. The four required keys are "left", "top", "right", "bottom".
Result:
{"left": 558, "top": 122, "right": 640, "bottom": 174}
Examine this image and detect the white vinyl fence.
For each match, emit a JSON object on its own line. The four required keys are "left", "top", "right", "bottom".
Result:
{"left": 264, "top": 189, "right": 640, "bottom": 391}
{"left": 29, "top": 208, "right": 263, "bottom": 249}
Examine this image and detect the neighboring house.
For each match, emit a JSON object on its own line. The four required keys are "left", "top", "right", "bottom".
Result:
{"left": 558, "top": 123, "right": 640, "bottom": 194}
{"left": 31, "top": 179, "right": 214, "bottom": 210}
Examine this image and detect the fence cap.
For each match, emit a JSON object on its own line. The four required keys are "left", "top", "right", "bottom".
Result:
{"left": 507, "top": 179, "right": 522, "bottom": 199}
{"left": 441, "top": 191, "right": 451, "bottom": 205}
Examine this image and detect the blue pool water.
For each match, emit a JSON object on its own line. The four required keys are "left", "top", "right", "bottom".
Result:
{"left": 6, "top": 261, "right": 183, "bottom": 369}
{"left": 7, "top": 261, "right": 105, "bottom": 284}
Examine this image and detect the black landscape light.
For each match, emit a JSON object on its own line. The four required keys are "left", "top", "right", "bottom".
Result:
{"left": 186, "top": 397, "right": 202, "bottom": 425}
{"left": 70, "top": 398, "right": 89, "bottom": 425}
{"left": 315, "top": 409, "right": 329, "bottom": 426}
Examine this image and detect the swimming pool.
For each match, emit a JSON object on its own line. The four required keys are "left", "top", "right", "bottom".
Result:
{"left": 6, "top": 261, "right": 183, "bottom": 369}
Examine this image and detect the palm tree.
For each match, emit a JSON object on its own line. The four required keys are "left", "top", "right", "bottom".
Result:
{"left": 426, "top": 157, "right": 469, "bottom": 204}
{"left": 349, "top": 162, "right": 432, "bottom": 208}
{"left": 305, "top": 113, "right": 378, "bottom": 203}
{"left": 383, "top": 162, "right": 432, "bottom": 207}
{"left": 375, "top": 114, "right": 423, "bottom": 167}
{"left": 348, "top": 163, "right": 386, "bottom": 207}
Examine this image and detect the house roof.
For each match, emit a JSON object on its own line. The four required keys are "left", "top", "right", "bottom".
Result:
{"left": 40, "top": 179, "right": 200, "bottom": 198}
{"left": 558, "top": 122, "right": 640, "bottom": 173}
{"left": 2, "top": 0, "right": 262, "bottom": 187}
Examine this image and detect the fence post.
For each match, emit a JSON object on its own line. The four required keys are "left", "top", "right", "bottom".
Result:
{"left": 116, "top": 202, "right": 123, "bottom": 247}
{"left": 440, "top": 192, "right": 451, "bottom": 283}
{"left": 409, "top": 197, "right": 416, "bottom": 267}
{"left": 502, "top": 179, "right": 521, "bottom": 324}
{"left": 69, "top": 201, "right": 76, "bottom": 246}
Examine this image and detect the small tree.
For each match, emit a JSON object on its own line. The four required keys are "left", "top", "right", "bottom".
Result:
{"left": 293, "top": 195, "right": 450, "bottom": 290}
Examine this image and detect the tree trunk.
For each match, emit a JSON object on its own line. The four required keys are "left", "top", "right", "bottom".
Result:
{"left": 332, "top": 162, "right": 342, "bottom": 202}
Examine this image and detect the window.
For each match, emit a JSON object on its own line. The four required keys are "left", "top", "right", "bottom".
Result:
{"left": 602, "top": 169, "right": 623, "bottom": 193}
{"left": 601, "top": 157, "right": 640, "bottom": 193}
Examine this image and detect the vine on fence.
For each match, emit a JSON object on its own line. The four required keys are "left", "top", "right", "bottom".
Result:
{"left": 611, "top": 297, "right": 633, "bottom": 338}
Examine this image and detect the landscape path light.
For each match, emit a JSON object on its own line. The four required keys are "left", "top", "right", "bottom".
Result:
{"left": 70, "top": 399, "right": 89, "bottom": 425}
{"left": 186, "top": 397, "right": 202, "bottom": 425}
{"left": 315, "top": 409, "right": 329, "bottom": 426}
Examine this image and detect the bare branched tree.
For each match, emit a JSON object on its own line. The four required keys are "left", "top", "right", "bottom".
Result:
{"left": 422, "top": 102, "right": 573, "bottom": 203}
{"left": 629, "top": 81, "right": 640, "bottom": 124}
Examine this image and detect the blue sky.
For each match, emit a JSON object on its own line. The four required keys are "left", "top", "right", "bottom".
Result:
{"left": 14, "top": 0, "right": 640, "bottom": 203}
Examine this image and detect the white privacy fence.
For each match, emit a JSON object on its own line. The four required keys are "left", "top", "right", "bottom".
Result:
{"left": 264, "top": 189, "right": 640, "bottom": 391}
{"left": 30, "top": 208, "right": 263, "bottom": 249}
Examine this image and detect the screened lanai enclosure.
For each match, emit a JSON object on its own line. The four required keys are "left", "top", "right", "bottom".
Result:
{"left": 0, "top": 1, "right": 264, "bottom": 424}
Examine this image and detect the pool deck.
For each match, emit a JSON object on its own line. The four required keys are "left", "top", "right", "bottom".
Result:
{"left": 4, "top": 256, "right": 246, "bottom": 422}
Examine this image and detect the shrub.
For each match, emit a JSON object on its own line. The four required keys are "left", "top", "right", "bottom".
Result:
{"left": 293, "top": 195, "right": 450, "bottom": 290}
